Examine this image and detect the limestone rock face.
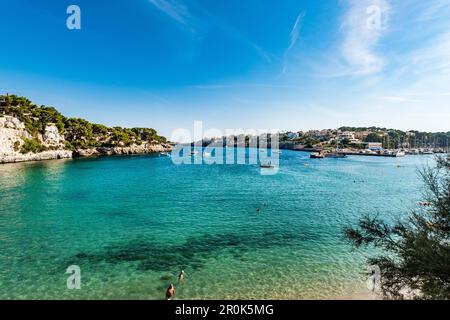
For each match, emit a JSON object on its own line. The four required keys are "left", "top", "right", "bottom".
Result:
{"left": 43, "top": 124, "right": 65, "bottom": 148}
{"left": 0, "top": 116, "right": 32, "bottom": 155}
{"left": 74, "top": 148, "right": 100, "bottom": 157}
{"left": 111, "top": 143, "right": 172, "bottom": 155}
{"left": 0, "top": 115, "right": 172, "bottom": 164}
{"left": 73, "top": 143, "right": 173, "bottom": 157}
{"left": 0, "top": 150, "right": 73, "bottom": 164}
{"left": 0, "top": 116, "right": 71, "bottom": 163}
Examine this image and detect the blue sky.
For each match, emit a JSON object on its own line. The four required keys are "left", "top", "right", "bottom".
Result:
{"left": 1, "top": 0, "right": 449, "bottom": 137}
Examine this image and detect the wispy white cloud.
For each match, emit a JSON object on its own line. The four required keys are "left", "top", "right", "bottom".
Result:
{"left": 251, "top": 44, "right": 274, "bottom": 63}
{"left": 288, "top": 12, "right": 305, "bottom": 51}
{"left": 148, "top": 0, "right": 274, "bottom": 63}
{"left": 408, "top": 32, "right": 450, "bottom": 75}
{"left": 379, "top": 95, "right": 423, "bottom": 103}
{"left": 383, "top": 30, "right": 450, "bottom": 103}
{"left": 148, "top": 0, "right": 194, "bottom": 30}
{"left": 339, "top": 0, "right": 390, "bottom": 75}
{"left": 304, "top": 0, "right": 390, "bottom": 78}
{"left": 192, "top": 83, "right": 299, "bottom": 90}
{"left": 415, "top": 0, "right": 450, "bottom": 22}
{"left": 282, "top": 11, "right": 305, "bottom": 74}
{"left": 378, "top": 90, "right": 450, "bottom": 104}
{"left": 368, "top": 26, "right": 450, "bottom": 127}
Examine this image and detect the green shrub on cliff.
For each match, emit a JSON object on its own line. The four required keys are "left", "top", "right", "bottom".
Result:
{"left": 65, "top": 118, "right": 93, "bottom": 142}
{"left": 131, "top": 127, "right": 167, "bottom": 143}
{"left": 92, "top": 124, "right": 109, "bottom": 136}
{"left": 13, "top": 141, "right": 21, "bottom": 152}
{"left": 20, "top": 138, "right": 47, "bottom": 154}
{"left": 111, "top": 127, "right": 133, "bottom": 147}
{"left": 1, "top": 94, "right": 169, "bottom": 151}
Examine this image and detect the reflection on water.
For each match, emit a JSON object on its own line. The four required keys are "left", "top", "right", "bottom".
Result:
{"left": 0, "top": 159, "right": 71, "bottom": 188}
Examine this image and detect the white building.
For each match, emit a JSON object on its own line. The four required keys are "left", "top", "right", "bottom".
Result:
{"left": 338, "top": 131, "right": 362, "bottom": 144}
{"left": 365, "top": 142, "right": 383, "bottom": 150}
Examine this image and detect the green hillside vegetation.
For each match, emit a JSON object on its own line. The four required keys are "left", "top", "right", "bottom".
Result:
{"left": 278, "top": 127, "right": 449, "bottom": 150}
{"left": 339, "top": 126, "right": 450, "bottom": 149}
{"left": 0, "top": 94, "right": 167, "bottom": 153}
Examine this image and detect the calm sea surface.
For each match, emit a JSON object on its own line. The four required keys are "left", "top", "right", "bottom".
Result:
{"left": 0, "top": 149, "right": 434, "bottom": 299}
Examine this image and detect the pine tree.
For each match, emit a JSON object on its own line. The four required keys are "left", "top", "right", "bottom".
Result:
{"left": 345, "top": 155, "right": 450, "bottom": 299}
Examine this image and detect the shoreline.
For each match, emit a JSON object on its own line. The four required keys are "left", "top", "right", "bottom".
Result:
{"left": 1, "top": 145, "right": 440, "bottom": 165}
{"left": 0, "top": 144, "right": 173, "bottom": 164}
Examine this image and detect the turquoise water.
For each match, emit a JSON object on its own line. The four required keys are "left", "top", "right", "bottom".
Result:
{"left": 0, "top": 150, "right": 433, "bottom": 299}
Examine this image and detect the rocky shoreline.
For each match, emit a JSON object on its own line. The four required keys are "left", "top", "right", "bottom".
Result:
{"left": 0, "top": 150, "right": 73, "bottom": 164}
{"left": 73, "top": 143, "right": 172, "bottom": 157}
{"left": 0, "top": 144, "right": 173, "bottom": 164}
{"left": 0, "top": 114, "right": 173, "bottom": 164}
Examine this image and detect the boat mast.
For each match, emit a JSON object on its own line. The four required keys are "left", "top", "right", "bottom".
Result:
{"left": 336, "top": 129, "right": 338, "bottom": 152}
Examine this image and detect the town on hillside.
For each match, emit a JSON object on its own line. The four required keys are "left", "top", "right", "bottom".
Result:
{"left": 277, "top": 128, "right": 449, "bottom": 157}
{"left": 199, "top": 128, "right": 449, "bottom": 158}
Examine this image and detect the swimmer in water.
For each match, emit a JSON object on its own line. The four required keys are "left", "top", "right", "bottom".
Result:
{"left": 178, "top": 270, "right": 185, "bottom": 283}
{"left": 166, "top": 283, "right": 175, "bottom": 300}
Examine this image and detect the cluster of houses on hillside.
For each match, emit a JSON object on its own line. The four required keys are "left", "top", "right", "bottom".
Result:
{"left": 280, "top": 129, "right": 382, "bottom": 147}
{"left": 278, "top": 128, "right": 445, "bottom": 153}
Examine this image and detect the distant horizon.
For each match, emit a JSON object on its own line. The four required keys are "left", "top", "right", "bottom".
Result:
{"left": 1, "top": 92, "right": 449, "bottom": 139}
{"left": 1, "top": 1, "right": 450, "bottom": 136}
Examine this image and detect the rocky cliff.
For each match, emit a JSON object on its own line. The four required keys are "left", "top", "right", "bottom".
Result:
{"left": 0, "top": 115, "right": 172, "bottom": 164}
{"left": 0, "top": 116, "right": 31, "bottom": 155}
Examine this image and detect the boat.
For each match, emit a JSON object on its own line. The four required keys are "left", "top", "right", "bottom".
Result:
{"left": 160, "top": 152, "right": 170, "bottom": 157}
{"left": 260, "top": 161, "right": 274, "bottom": 168}
{"left": 326, "top": 132, "right": 348, "bottom": 158}
{"left": 395, "top": 151, "right": 405, "bottom": 157}
{"left": 324, "top": 152, "right": 347, "bottom": 158}
{"left": 310, "top": 152, "right": 324, "bottom": 159}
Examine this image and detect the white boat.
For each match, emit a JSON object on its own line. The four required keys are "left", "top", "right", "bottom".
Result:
{"left": 310, "top": 152, "right": 324, "bottom": 159}
{"left": 325, "top": 130, "right": 347, "bottom": 158}
{"left": 260, "top": 162, "right": 274, "bottom": 168}
{"left": 324, "top": 152, "right": 347, "bottom": 158}
{"left": 160, "top": 152, "right": 171, "bottom": 157}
